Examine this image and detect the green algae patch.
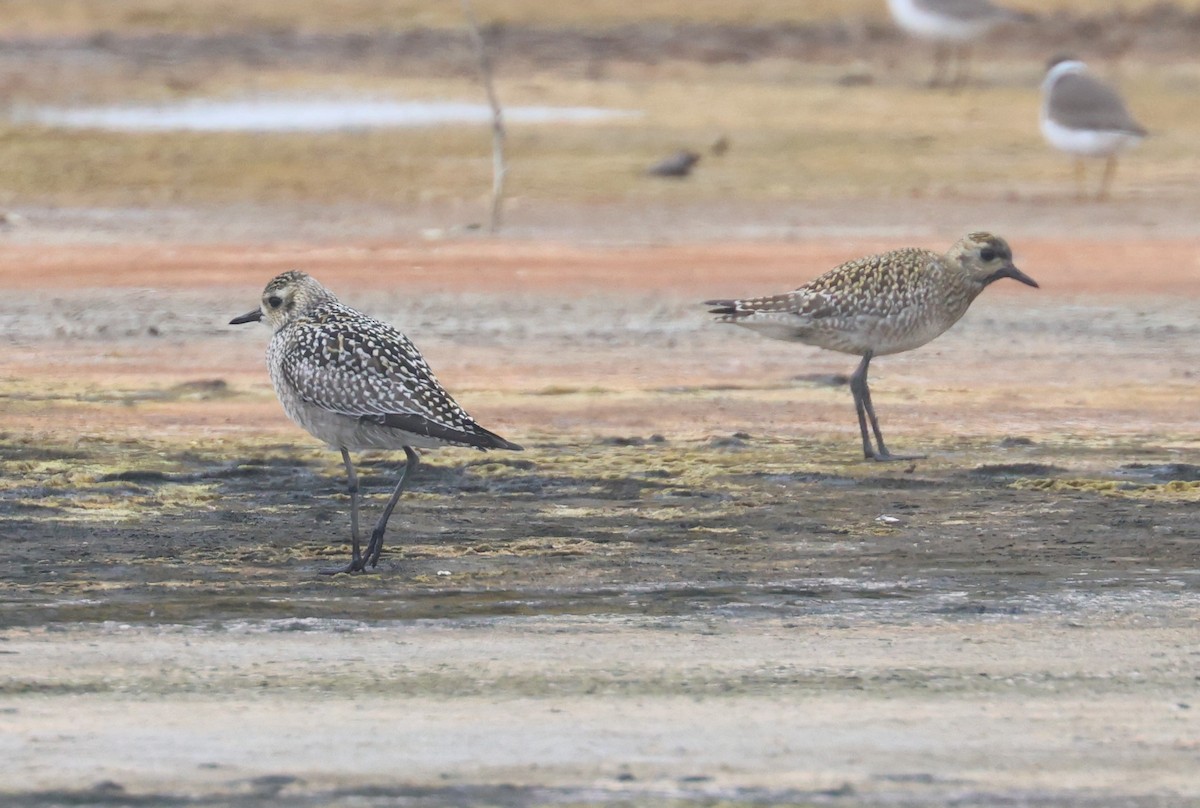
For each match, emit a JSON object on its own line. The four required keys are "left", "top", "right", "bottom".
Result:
{"left": 1118, "top": 479, "right": 1200, "bottom": 502}
{"left": 1011, "top": 476, "right": 1200, "bottom": 501}
{"left": 1012, "top": 478, "right": 1123, "bottom": 494}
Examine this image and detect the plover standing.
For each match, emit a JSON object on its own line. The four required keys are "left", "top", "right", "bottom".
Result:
{"left": 886, "top": 0, "right": 1034, "bottom": 89}
{"left": 706, "top": 233, "right": 1038, "bottom": 461}
{"left": 1040, "top": 56, "right": 1148, "bottom": 201}
{"left": 231, "top": 271, "right": 521, "bottom": 574}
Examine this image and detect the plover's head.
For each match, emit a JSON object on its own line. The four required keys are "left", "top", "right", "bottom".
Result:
{"left": 948, "top": 232, "right": 1039, "bottom": 290}
{"left": 230, "top": 270, "right": 338, "bottom": 332}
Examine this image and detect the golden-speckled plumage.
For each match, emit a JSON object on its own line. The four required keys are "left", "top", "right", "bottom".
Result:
{"left": 708, "top": 233, "right": 1024, "bottom": 357}
{"left": 705, "top": 232, "right": 1038, "bottom": 460}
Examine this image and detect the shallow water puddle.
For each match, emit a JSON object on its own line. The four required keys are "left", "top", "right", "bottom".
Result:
{"left": 14, "top": 98, "right": 640, "bottom": 132}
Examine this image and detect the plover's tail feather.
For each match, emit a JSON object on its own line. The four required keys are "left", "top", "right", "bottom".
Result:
{"left": 705, "top": 299, "right": 738, "bottom": 317}
{"left": 368, "top": 413, "right": 523, "bottom": 451}
{"left": 705, "top": 294, "right": 798, "bottom": 322}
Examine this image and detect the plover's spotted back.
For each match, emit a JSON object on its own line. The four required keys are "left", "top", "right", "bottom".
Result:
{"left": 231, "top": 271, "right": 521, "bottom": 574}
{"left": 706, "top": 233, "right": 1038, "bottom": 461}
{"left": 1040, "top": 56, "right": 1147, "bottom": 200}
{"left": 886, "top": 0, "right": 1033, "bottom": 89}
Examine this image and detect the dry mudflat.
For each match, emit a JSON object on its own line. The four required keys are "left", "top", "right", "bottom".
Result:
{"left": 1, "top": 206, "right": 1199, "bottom": 806}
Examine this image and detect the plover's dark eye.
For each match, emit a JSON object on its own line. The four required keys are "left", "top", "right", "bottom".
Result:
{"left": 979, "top": 248, "right": 996, "bottom": 262}
{"left": 267, "top": 295, "right": 283, "bottom": 308}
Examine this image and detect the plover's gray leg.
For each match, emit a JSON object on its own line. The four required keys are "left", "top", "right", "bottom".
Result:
{"left": 321, "top": 448, "right": 367, "bottom": 575}
{"left": 851, "top": 353, "right": 923, "bottom": 463}
{"left": 365, "top": 447, "right": 420, "bottom": 568}
{"left": 850, "top": 353, "right": 877, "bottom": 459}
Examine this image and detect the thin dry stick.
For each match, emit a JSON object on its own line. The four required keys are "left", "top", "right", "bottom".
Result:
{"left": 462, "top": 0, "right": 506, "bottom": 233}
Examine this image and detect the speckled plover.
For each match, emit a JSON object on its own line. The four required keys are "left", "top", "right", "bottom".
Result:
{"left": 707, "top": 233, "right": 1038, "bottom": 461}
{"left": 231, "top": 271, "right": 521, "bottom": 574}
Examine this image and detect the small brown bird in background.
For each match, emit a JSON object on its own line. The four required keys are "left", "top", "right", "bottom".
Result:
{"left": 647, "top": 150, "right": 701, "bottom": 178}
{"left": 706, "top": 233, "right": 1038, "bottom": 461}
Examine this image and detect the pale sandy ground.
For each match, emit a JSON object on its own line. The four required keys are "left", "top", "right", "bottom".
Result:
{"left": 3, "top": 612, "right": 1199, "bottom": 805}
{"left": 2, "top": 201, "right": 1199, "bottom": 806}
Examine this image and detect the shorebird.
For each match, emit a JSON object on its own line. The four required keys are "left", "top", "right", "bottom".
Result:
{"left": 231, "top": 271, "right": 521, "bottom": 574}
{"left": 886, "top": 0, "right": 1034, "bottom": 89}
{"left": 1040, "top": 56, "right": 1148, "bottom": 201}
{"left": 706, "top": 233, "right": 1038, "bottom": 461}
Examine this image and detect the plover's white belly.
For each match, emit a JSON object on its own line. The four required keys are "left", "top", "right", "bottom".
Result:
{"left": 738, "top": 308, "right": 958, "bottom": 358}
{"left": 815, "top": 312, "right": 957, "bottom": 357}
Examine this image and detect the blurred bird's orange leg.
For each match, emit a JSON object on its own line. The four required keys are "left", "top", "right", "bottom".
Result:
{"left": 950, "top": 45, "right": 971, "bottom": 92}
{"left": 1097, "top": 155, "right": 1118, "bottom": 201}
{"left": 1073, "top": 159, "right": 1087, "bottom": 201}
{"left": 929, "top": 43, "right": 950, "bottom": 88}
